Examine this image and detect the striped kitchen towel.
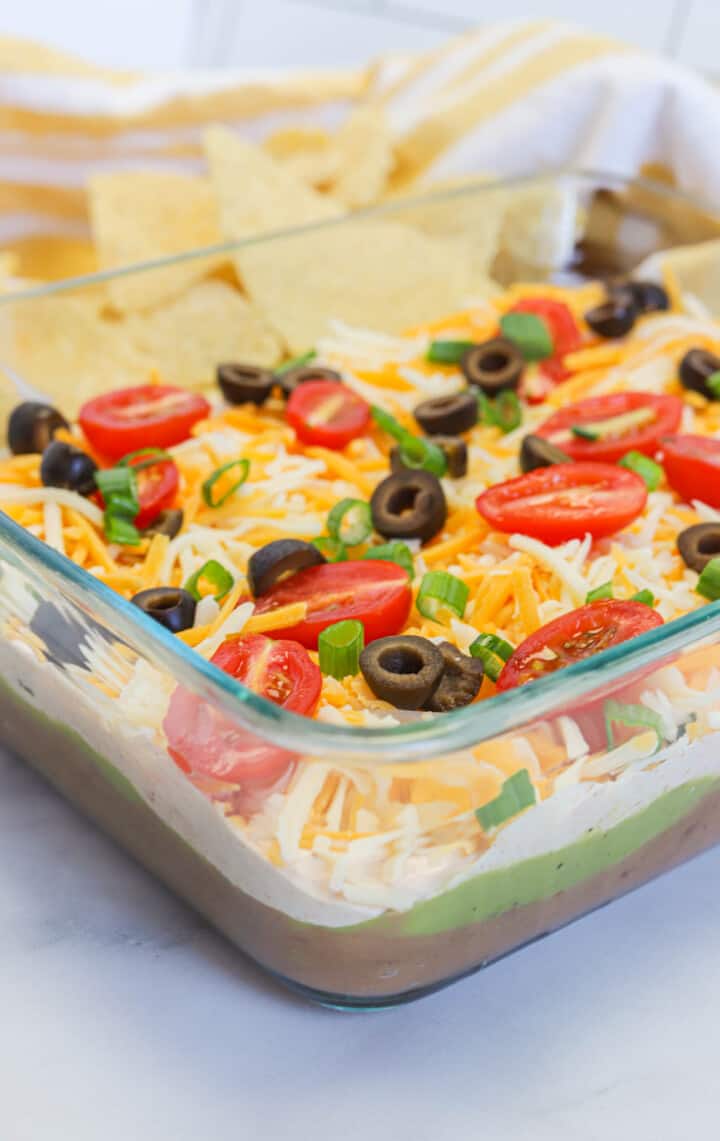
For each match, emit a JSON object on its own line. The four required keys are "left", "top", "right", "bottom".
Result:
{"left": 2, "top": 20, "right": 720, "bottom": 279}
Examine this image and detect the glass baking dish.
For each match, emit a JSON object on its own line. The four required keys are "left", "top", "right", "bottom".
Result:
{"left": 2, "top": 170, "right": 720, "bottom": 1009}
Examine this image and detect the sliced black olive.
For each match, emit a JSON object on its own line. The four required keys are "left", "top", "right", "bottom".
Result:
{"left": 390, "top": 436, "right": 468, "bottom": 479}
{"left": 413, "top": 391, "right": 478, "bottom": 436}
{"left": 277, "top": 365, "right": 343, "bottom": 399}
{"left": 611, "top": 280, "right": 669, "bottom": 314}
{"left": 217, "top": 362, "right": 274, "bottom": 406}
{"left": 424, "top": 642, "right": 484, "bottom": 712}
{"left": 584, "top": 298, "right": 636, "bottom": 339}
{"left": 370, "top": 470, "right": 447, "bottom": 544}
{"left": 359, "top": 635, "right": 444, "bottom": 710}
{"left": 131, "top": 587, "right": 197, "bottom": 634}
{"left": 679, "top": 348, "right": 720, "bottom": 400}
{"left": 40, "top": 440, "right": 97, "bottom": 497}
{"left": 8, "top": 401, "right": 69, "bottom": 455}
{"left": 143, "top": 508, "right": 184, "bottom": 540}
{"left": 520, "top": 434, "right": 573, "bottom": 473}
{"left": 460, "top": 338, "right": 524, "bottom": 395}
{"left": 676, "top": 523, "right": 720, "bottom": 572}
{"left": 247, "top": 538, "right": 326, "bottom": 597}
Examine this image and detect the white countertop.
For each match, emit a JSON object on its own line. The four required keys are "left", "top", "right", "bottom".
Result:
{"left": 1, "top": 742, "right": 718, "bottom": 1141}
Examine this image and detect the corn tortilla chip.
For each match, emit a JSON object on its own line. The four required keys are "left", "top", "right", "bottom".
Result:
{"left": 88, "top": 171, "right": 224, "bottom": 312}
{"left": 330, "top": 107, "right": 394, "bottom": 208}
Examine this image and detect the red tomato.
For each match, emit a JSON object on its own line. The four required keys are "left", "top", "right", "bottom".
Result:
{"left": 253, "top": 560, "right": 412, "bottom": 649}
{"left": 287, "top": 380, "right": 370, "bottom": 449}
{"left": 540, "top": 356, "right": 572, "bottom": 384}
{"left": 496, "top": 600, "right": 664, "bottom": 690}
{"left": 519, "top": 358, "right": 572, "bottom": 405}
{"left": 508, "top": 297, "right": 583, "bottom": 357}
{"left": 163, "top": 634, "right": 321, "bottom": 788}
{"left": 79, "top": 385, "right": 210, "bottom": 460}
{"left": 536, "top": 392, "right": 682, "bottom": 464}
{"left": 661, "top": 435, "right": 720, "bottom": 508}
{"left": 476, "top": 462, "right": 647, "bottom": 544}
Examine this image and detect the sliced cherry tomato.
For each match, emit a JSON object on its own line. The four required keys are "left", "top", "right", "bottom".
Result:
{"left": 660, "top": 434, "right": 720, "bottom": 508}
{"left": 79, "top": 385, "right": 210, "bottom": 461}
{"left": 496, "top": 600, "right": 664, "bottom": 690}
{"left": 519, "top": 357, "right": 572, "bottom": 405}
{"left": 508, "top": 297, "right": 583, "bottom": 357}
{"left": 476, "top": 462, "right": 647, "bottom": 544}
{"left": 252, "top": 560, "right": 412, "bottom": 649}
{"left": 96, "top": 452, "right": 179, "bottom": 529}
{"left": 286, "top": 380, "right": 370, "bottom": 449}
{"left": 163, "top": 634, "right": 321, "bottom": 789}
{"left": 539, "top": 356, "right": 572, "bottom": 384}
{"left": 536, "top": 391, "right": 682, "bottom": 464}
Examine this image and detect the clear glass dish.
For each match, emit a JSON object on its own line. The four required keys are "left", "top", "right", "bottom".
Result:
{"left": 2, "top": 170, "right": 720, "bottom": 1009}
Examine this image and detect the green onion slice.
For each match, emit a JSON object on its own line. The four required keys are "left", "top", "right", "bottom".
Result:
{"left": 103, "top": 511, "right": 141, "bottom": 546}
{"left": 499, "top": 312, "right": 553, "bottom": 361}
{"left": 184, "top": 559, "right": 235, "bottom": 602}
{"left": 275, "top": 349, "right": 316, "bottom": 375}
{"left": 372, "top": 404, "right": 448, "bottom": 476}
{"left": 426, "top": 339, "right": 475, "bottom": 365}
{"left": 95, "top": 465, "right": 139, "bottom": 507}
{"left": 118, "top": 447, "right": 172, "bottom": 473}
{"left": 469, "top": 632, "right": 514, "bottom": 682}
{"left": 707, "top": 370, "right": 720, "bottom": 399}
{"left": 371, "top": 405, "right": 408, "bottom": 443}
{"left": 416, "top": 570, "right": 469, "bottom": 623}
{"left": 326, "top": 498, "right": 373, "bottom": 546}
{"left": 604, "top": 699, "right": 665, "bottom": 750}
{"left": 630, "top": 589, "right": 655, "bottom": 606}
{"left": 363, "top": 541, "right": 414, "bottom": 579}
{"left": 312, "top": 536, "right": 347, "bottom": 562}
{"left": 476, "top": 769, "right": 536, "bottom": 831}
{"left": 476, "top": 389, "right": 522, "bottom": 435}
{"left": 618, "top": 450, "right": 663, "bottom": 491}
{"left": 202, "top": 458, "right": 250, "bottom": 508}
{"left": 586, "top": 581, "right": 614, "bottom": 603}
{"left": 696, "top": 556, "right": 720, "bottom": 601}
{"left": 318, "top": 619, "right": 364, "bottom": 680}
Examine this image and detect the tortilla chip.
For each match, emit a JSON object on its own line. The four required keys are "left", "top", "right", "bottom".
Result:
{"left": 205, "top": 125, "right": 343, "bottom": 243}
{"left": 493, "top": 183, "right": 581, "bottom": 284}
{"left": 88, "top": 171, "right": 224, "bottom": 312}
{"left": 6, "top": 235, "right": 97, "bottom": 282}
{"left": 637, "top": 239, "right": 720, "bottom": 313}
{"left": 125, "top": 281, "right": 283, "bottom": 391}
{"left": 238, "top": 219, "right": 474, "bottom": 352}
{"left": 330, "top": 107, "right": 394, "bottom": 208}
{"left": 263, "top": 126, "right": 333, "bottom": 159}
{"left": 0, "top": 251, "right": 19, "bottom": 281}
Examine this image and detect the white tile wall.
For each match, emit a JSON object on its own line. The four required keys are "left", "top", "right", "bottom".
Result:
{"left": 0, "top": 0, "right": 715, "bottom": 72}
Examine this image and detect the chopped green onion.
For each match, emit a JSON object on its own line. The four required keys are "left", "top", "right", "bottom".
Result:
{"left": 469, "top": 632, "right": 514, "bottom": 682}
{"left": 571, "top": 424, "right": 599, "bottom": 440}
{"left": 363, "top": 541, "right": 414, "bottom": 579}
{"left": 202, "top": 458, "right": 250, "bottom": 508}
{"left": 604, "top": 699, "right": 664, "bottom": 750}
{"left": 476, "top": 389, "right": 522, "bottom": 435}
{"left": 707, "top": 370, "right": 720, "bottom": 399}
{"left": 397, "top": 437, "right": 447, "bottom": 477}
{"left": 630, "top": 589, "right": 655, "bottom": 606}
{"left": 426, "top": 339, "right": 475, "bottom": 365}
{"left": 476, "top": 769, "right": 536, "bottom": 831}
{"left": 318, "top": 619, "right": 364, "bottom": 680}
{"left": 312, "top": 536, "right": 347, "bottom": 562}
{"left": 118, "top": 447, "right": 172, "bottom": 473}
{"left": 696, "top": 556, "right": 720, "bottom": 601}
{"left": 586, "top": 581, "right": 614, "bottom": 603}
{"left": 371, "top": 404, "right": 406, "bottom": 441}
{"left": 499, "top": 312, "right": 553, "bottom": 361}
{"left": 275, "top": 349, "right": 316, "bottom": 375}
{"left": 103, "top": 511, "right": 141, "bottom": 546}
{"left": 618, "top": 450, "right": 663, "bottom": 491}
{"left": 416, "top": 570, "right": 469, "bottom": 623}
{"left": 184, "top": 559, "right": 235, "bottom": 603}
{"left": 326, "top": 498, "right": 373, "bottom": 546}
{"left": 95, "top": 465, "right": 139, "bottom": 508}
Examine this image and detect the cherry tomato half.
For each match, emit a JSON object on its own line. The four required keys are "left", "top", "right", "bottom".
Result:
{"left": 660, "top": 434, "right": 720, "bottom": 509}
{"left": 476, "top": 462, "right": 648, "bottom": 544}
{"left": 96, "top": 452, "right": 179, "bottom": 529}
{"left": 508, "top": 297, "right": 583, "bottom": 358}
{"left": 163, "top": 634, "right": 321, "bottom": 788}
{"left": 79, "top": 385, "right": 210, "bottom": 461}
{"left": 536, "top": 391, "right": 682, "bottom": 464}
{"left": 252, "top": 560, "right": 412, "bottom": 649}
{"left": 286, "top": 380, "right": 370, "bottom": 449}
{"left": 496, "top": 600, "right": 664, "bottom": 690}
